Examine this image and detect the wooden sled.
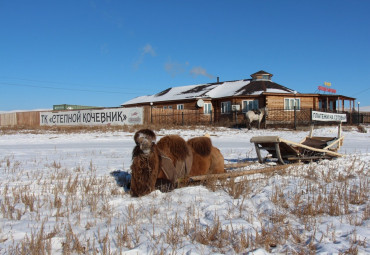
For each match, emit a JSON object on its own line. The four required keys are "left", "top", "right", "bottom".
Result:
{"left": 250, "top": 123, "right": 344, "bottom": 165}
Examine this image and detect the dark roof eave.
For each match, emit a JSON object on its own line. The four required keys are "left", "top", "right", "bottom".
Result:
{"left": 262, "top": 92, "right": 356, "bottom": 100}
{"left": 317, "top": 94, "right": 356, "bottom": 100}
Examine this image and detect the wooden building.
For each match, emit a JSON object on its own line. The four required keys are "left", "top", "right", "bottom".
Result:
{"left": 122, "top": 70, "right": 356, "bottom": 125}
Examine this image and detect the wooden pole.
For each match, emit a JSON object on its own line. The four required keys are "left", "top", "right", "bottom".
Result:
{"left": 278, "top": 138, "right": 343, "bottom": 157}
{"left": 187, "top": 164, "right": 297, "bottom": 182}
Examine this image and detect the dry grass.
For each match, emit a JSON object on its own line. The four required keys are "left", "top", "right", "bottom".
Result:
{"left": 0, "top": 133, "right": 369, "bottom": 254}
{"left": 357, "top": 124, "right": 367, "bottom": 133}
{"left": 0, "top": 123, "right": 223, "bottom": 135}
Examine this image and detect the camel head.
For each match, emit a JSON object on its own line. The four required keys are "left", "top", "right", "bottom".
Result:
{"left": 134, "top": 129, "right": 157, "bottom": 155}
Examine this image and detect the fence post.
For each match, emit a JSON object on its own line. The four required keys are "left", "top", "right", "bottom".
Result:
{"left": 182, "top": 112, "right": 184, "bottom": 126}
{"left": 210, "top": 110, "right": 212, "bottom": 124}
{"left": 150, "top": 104, "right": 153, "bottom": 124}
{"left": 294, "top": 105, "right": 297, "bottom": 130}
{"left": 358, "top": 102, "right": 360, "bottom": 125}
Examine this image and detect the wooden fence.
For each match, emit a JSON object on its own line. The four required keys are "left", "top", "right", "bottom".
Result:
{"left": 0, "top": 111, "right": 41, "bottom": 127}
{"left": 148, "top": 107, "right": 212, "bottom": 126}
{"left": 1, "top": 107, "right": 369, "bottom": 128}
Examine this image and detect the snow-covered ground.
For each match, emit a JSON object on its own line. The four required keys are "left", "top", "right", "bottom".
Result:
{"left": 0, "top": 126, "right": 369, "bottom": 254}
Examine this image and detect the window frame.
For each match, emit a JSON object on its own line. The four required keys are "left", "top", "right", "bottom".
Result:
{"left": 177, "top": 104, "right": 184, "bottom": 110}
{"left": 204, "top": 103, "right": 212, "bottom": 114}
{"left": 221, "top": 101, "right": 231, "bottom": 114}
{"left": 242, "top": 100, "right": 259, "bottom": 112}
{"left": 284, "top": 98, "right": 301, "bottom": 111}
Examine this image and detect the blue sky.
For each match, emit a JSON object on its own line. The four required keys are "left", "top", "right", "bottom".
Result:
{"left": 1, "top": 0, "right": 370, "bottom": 111}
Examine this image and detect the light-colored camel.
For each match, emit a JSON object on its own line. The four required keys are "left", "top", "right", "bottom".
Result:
{"left": 245, "top": 107, "right": 267, "bottom": 129}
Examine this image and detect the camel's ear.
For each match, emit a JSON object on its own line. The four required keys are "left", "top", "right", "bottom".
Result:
{"left": 204, "top": 133, "right": 210, "bottom": 138}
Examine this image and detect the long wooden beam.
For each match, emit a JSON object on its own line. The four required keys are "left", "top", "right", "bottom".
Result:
{"left": 187, "top": 163, "right": 298, "bottom": 182}
{"left": 278, "top": 138, "right": 343, "bottom": 157}
{"left": 323, "top": 136, "right": 344, "bottom": 151}
{"left": 224, "top": 161, "right": 255, "bottom": 170}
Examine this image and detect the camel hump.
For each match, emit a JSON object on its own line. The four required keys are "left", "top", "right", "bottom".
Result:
{"left": 187, "top": 137, "right": 212, "bottom": 157}
{"left": 134, "top": 129, "right": 156, "bottom": 145}
{"left": 157, "top": 135, "right": 189, "bottom": 161}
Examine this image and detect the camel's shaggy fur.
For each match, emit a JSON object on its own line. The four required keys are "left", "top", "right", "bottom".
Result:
{"left": 134, "top": 128, "right": 156, "bottom": 145}
{"left": 157, "top": 135, "right": 190, "bottom": 164}
{"left": 187, "top": 137, "right": 225, "bottom": 176}
{"left": 130, "top": 129, "right": 225, "bottom": 197}
{"left": 209, "top": 147, "right": 225, "bottom": 174}
{"left": 130, "top": 143, "right": 160, "bottom": 197}
{"left": 187, "top": 136, "right": 212, "bottom": 157}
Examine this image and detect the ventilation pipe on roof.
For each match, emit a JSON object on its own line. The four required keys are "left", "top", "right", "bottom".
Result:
{"left": 217, "top": 77, "right": 219, "bottom": 83}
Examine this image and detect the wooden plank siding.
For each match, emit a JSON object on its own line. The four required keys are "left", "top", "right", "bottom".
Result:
{"left": 265, "top": 95, "right": 318, "bottom": 108}
{"left": 148, "top": 108, "right": 211, "bottom": 125}
{"left": 0, "top": 112, "right": 42, "bottom": 127}
{"left": 265, "top": 94, "right": 317, "bottom": 125}
{"left": 16, "top": 111, "right": 41, "bottom": 127}
{"left": 0, "top": 113, "right": 17, "bottom": 127}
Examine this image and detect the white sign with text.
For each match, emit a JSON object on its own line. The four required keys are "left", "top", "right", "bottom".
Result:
{"left": 40, "top": 108, "right": 143, "bottom": 126}
{"left": 312, "top": 111, "right": 347, "bottom": 122}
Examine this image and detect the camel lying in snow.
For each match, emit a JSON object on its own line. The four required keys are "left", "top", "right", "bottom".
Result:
{"left": 130, "top": 129, "right": 224, "bottom": 197}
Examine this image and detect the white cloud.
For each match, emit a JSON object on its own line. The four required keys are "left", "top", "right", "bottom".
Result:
{"left": 142, "top": 44, "right": 156, "bottom": 57}
{"left": 134, "top": 43, "right": 156, "bottom": 69}
{"left": 190, "top": 66, "right": 215, "bottom": 80}
{"left": 164, "top": 59, "right": 188, "bottom": 77}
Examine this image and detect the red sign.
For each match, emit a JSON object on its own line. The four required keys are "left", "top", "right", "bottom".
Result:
{"left": 318, "top": 86, "right": 336, "bottom": 93}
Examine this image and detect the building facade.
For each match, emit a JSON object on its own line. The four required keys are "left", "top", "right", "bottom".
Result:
{"left": 122, "top": 71, "right": 356, "bottom": 126}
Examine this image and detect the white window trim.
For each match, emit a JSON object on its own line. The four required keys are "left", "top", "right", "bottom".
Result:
{"left": 284, "top": 98, "right": 301, "bottom": 111}
{"left": 221, "top": 101, "right": 231, "bottom": 114}
{"left": 177, "top": 104, "right": 184, "bottom": 110}
{"left": 242, "top": 100, "right": 259, "bottom": 112}
{"left": 204, "top": 103, "right": 212, "bottom": 114}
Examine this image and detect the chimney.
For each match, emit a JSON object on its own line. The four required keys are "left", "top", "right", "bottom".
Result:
{"left": 217, "top": 76, "right": 219, "bottom": 83}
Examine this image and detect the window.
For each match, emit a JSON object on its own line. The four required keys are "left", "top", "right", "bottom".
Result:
{"left": 204, "top": 103, "right": 212, "bottom": 114}
{"left": 284, "top": 98, "right": 300, "bottom": 110}
{"left": 242, "top": 100, "right": 259, "bottom": 112}
{"left": 168, "top": 105, "right": 173, "bottom": 109}
{"left": 221, "top": 101, "right": 231, "bottom": 114}
{"left": 177, "top": 104, "right": 184, "bottom": 110}
{"left": 163, "top": 106, "right": 167, "bottom": 109}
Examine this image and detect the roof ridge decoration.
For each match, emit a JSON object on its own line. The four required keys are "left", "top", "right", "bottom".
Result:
{"left": 236, "top": 80, "right": 293, "bottom": 95}
{"left": 251, "top": 70, "right": 273, "bottom": 76}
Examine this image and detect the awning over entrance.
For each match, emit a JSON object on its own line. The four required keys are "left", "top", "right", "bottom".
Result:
{"left": 318, "top": 94, "right": 356, "bottom": 112}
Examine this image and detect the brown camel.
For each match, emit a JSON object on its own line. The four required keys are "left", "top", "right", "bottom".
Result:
{"left": 130, "top": 129, "right": 225, "bottom": 197}
{"left": 187, "top": 136, "right": 225, "bottom": 176}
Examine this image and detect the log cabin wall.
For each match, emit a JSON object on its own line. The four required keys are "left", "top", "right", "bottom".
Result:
{"left": 265, "top": 94, "right": 318, "bottom": 124}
